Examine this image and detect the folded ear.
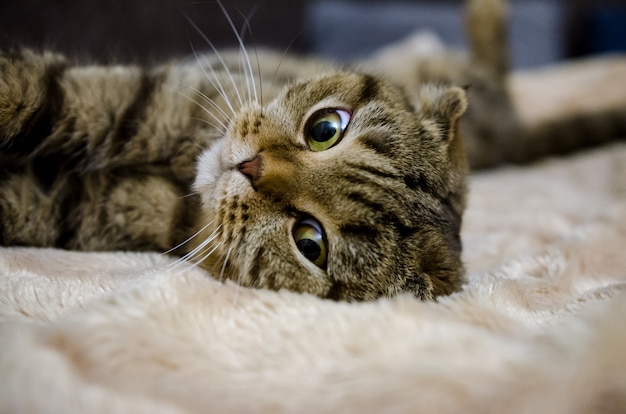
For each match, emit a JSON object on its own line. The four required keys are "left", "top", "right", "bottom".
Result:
{"left": 414, "top": 85, "right": 467, "bottom": 142}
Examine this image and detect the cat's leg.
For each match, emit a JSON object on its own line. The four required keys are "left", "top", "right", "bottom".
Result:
{"left": 0, "top": 48, "right": 222, "bottom": 179}
{"left": 0, "top": 49, "right": 215, "bottom": 251}
{"left": 506, "top": 56, "right": 626, "bottom": 163}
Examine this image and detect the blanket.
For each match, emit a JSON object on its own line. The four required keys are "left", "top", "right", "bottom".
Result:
{"left": 1, "top": 58, "right": 626, "bottom": 412}
{"left": 1, "top": 142, "right": 625, "bottom": 413}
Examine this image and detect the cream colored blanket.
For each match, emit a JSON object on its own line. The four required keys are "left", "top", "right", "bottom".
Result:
{"left": 1, "top": 141, "right": 625, "bottom": 413}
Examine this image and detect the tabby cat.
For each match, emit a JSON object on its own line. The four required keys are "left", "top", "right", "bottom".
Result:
{"left": 0, "top": 0, "right": 623, "bottom": 301}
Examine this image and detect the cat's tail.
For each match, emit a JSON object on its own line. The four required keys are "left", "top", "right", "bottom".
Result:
{"left": 465, "top": 0, "right": 509, "bottom": 81}
{"left": 502, "top": 55, "right": 626, "bottom": 164}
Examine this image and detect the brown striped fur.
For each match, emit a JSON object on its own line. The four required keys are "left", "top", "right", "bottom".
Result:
{"left": 0, "top": 0, "right": 624, "bottom": 301}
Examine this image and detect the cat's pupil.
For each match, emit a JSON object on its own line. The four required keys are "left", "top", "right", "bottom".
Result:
{"left": 296, "top": 238, "right": 321, "bottom": 262}
{"left": 311, "top": 121, "right": 337, "bottom": 142}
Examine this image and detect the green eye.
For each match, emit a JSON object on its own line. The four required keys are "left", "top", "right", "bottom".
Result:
{"left": 306, "top": 109, "right": 350, "bottom": 151}
{"left": 292, "top": 218, "right": 327, "bottom": 269}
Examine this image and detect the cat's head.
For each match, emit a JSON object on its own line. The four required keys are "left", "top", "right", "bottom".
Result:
{"left": 193, "top": 71, "right": 468, "bottom": 301}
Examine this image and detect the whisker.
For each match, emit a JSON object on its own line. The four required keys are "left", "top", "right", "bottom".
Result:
{"left": 161, "top": 220, "right": 214, "bottom": 255}
{"left": 166, "top": 224, "right": 222, "bottom": 271}
{"left": 185, "top": 83, "right": 231, "bottom": 123}
{"left": 187, "top": 41, "right": 237, "bottom": 116}
{"left": 270, "top": 28, "right": 306, "bottom": 97}
{"left": 217, "top": 0, "right": 258, "bottom": 105}
{"left": 183, "top": 227, "right": 221, "bottom": 263}
{"left": 235, "top": 6, "right": 264, "bottom": 106}
{"left": 188, "top": 241, "right": 223, "bottom": 269}
{"left": 178, "top": 191, "right": 200, "bottom": 199}
{"left": 234, "top": 9, "right": 253, "bottom": 106}
{"left": 192, "top": 119, "right": 228, "bottom": 136}
{"left": 179, "top": 92, "right": 229, "bottom": 133}
{"left": 187, "top": 42, "right": 237, "bottom": 117}
{"left": 172, "top": 241, "right": 224, "bottom": 276}
{"left": 185, "top": 15, "right": 245, "bottom": 109}
{"left": 219, "top": 246, "right": 233, "bottom": 282}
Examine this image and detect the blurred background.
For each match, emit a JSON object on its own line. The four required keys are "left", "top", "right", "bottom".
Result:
{"left": 1, "top": 0, "right": 625, "bottom": 68}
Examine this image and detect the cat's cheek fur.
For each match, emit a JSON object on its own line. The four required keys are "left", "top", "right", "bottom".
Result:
{"left": 194, "top": 140, "right": 227, "bottom": 208}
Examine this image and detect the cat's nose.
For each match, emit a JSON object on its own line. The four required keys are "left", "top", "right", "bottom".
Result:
{"left": 237, "top": 154, "right": 262, "bottom": 182}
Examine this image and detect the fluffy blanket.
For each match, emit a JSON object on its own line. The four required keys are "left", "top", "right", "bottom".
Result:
{"left": 1, "top": 141, "right": 625, "bottom": 413}
{"left": 2, "top": 55, "right": 626, "bottom": 412}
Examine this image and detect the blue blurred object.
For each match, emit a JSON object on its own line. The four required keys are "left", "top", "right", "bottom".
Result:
{"left": 587, "top": 7, "right": 626, "bottom": 54}
{"left": 307, "top": 0, "right": 565, "bottom": 69}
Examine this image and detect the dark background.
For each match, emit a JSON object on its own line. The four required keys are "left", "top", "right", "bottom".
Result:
{"left": 1, "top": 0, "right": 626, "bottom": 68}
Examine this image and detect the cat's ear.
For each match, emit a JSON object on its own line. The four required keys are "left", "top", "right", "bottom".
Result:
{"left": 414, "top": 85, "right": 467, "bottom": 141}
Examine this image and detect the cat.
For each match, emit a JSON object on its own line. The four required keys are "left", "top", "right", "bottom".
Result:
{"left": 0, "top": 0, "right": 623, "bottom": 301}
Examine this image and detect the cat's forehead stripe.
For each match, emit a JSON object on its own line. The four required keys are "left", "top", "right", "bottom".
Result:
{"left": 357, "top": 74, "right": 380, "bottom": 104}
{"left": 357, "top": 129, "right": 396, "bottom": 156}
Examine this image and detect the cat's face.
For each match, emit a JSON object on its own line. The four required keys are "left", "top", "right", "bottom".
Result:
{"left": 194, "top": 71, "right": 468, "bottom": 301}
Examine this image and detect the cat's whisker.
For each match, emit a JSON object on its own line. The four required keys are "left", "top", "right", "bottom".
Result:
{"left": 178, "top": 191, "right": 200, "bottom": 199}
{"left": 238, "top": 48, "right": 252, "bottom": 107}
{"left": 253, "top": 36, "right": 263, "bottom": 106}
{"left": 172, "top": 138, "right": 213, "bottom": 159}
{"left": 185, "top": 241, "right": 223, "bottom": 272}
{"left": 219, "top": 246, "right": 233, "bottom": 282}
{"left": 170, "top": 241, "right": 223, "bottom": 276}
{"left": 166, "top": 224, "right": 222, "bottom": 271}
{"left": 270, "top": 29, "right": 305, "bottom": 99}
{"left": 235, "top": 7, "right": 262, "bottom": 106}
{"left": 161, "top": 220, "right": 214, "bottom": 256}
{"left": 185, "top": 84, "right": 231, "bottom": 124}
{"left": 192, "top": 116, "right": 228, "bottom": 136}
{"left": 185, "top": 15, "right": 246, "bottom": 109}
{"left": 182, "top": 227, "right": 221, "bottom": 263}
{"left": 187, "top": 41, "right": 237, "bottom": 117}
{"left": 180, "top": 92, "right": 229, "bottom": 134}
{"left": 217, "top": 0, "right": 258, "bottom": 105}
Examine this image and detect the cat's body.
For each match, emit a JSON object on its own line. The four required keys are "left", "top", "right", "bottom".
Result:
{"left": 0, "top": 0, "right": 624, "bottom": 301}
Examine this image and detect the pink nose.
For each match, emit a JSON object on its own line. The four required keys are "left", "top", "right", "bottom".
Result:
{"left": 237, "top": 155, "right": 262, "bottom": 182}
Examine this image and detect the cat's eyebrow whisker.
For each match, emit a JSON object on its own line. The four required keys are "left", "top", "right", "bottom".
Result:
{"left": 187, "top": 41, "right": 237, "bottom": 117}
{"left": 253, "top": 38, "right": 263, "bottom": 106}
{"left": 233, "top": 17, "right": 252, "bottom": 106}
{"left": 270, "top": 28, "right": 305, "bottom": 99}
{"left": 235, "top": 7, "right": 262, "bottom": 106}
{"left": 217, "top": 0, "right": 258, "bottom": 105}
{"left": 185, "top": 15, "right": 245, "bottom": 110}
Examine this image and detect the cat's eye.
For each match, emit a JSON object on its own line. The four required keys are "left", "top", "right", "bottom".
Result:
{"left": 306, "top": 109, "right": 351, "bottom": 152}
{"left": 292, "top": 218, "right": 327, "bottom": 269}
